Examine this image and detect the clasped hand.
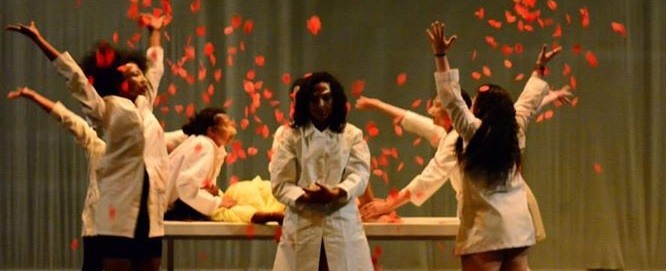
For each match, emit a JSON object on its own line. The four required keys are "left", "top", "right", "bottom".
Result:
{"left": 300, "top": 182, "right": 345, "bottom": 204}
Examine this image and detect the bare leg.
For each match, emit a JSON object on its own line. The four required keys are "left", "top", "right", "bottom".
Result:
{"left": 461, "top": 251, "right": 502, "bottom": 271}
{"left": 500, "top": 247, "right": 530, "bottom": 271}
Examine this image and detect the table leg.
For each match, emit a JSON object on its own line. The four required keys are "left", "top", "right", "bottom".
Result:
{"left": 167, "top": 238, "right": 174, "bottom": 271}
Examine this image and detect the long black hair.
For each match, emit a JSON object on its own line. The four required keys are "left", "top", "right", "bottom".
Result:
{"left": 182, "top": 107, "right": 227, "bottom": 136}
{"left": 456, "top": 84, "right": 521, "bottom": 187}
{"left": 80, "top": 41, "right": 147, "bottom": 97}
{"left": 291, "top": 72, "right": 347, "bottom": 133}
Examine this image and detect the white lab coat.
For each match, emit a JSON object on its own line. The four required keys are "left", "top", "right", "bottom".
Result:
{"left": 53, "top": 46, "right": 168, "bottom": 238}
{"left": 50, "top": 102, "right": 105, "bottom": 236}
{"left": 436, "top": 69, "right": 548, "bottom": 255}
{"left": 400, "top": 110, "right": 446, "bottom": 148}
{"left": 167, "top": 135, "right": 227, "bottom": 216}
{"left": 270, "top": 123, "right": 374, "bottom": 271}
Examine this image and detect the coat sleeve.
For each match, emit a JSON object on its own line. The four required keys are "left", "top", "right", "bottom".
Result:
{"left": 402, "top": 132, "right": 458, "bottom": 206}
{"left": 49, "top": 101, "right": 105, "bottom": 154}
{"left": 270, "top": 128, "right": 306, "bottom": 209}
{"left": 164, "top": 130, "right": 187, "bottom": 153}
{"left": 174, "top": 139, "right": 222, "bottom": 216}
{"left": 435, "top": 69, "right": 481, "bottom": 142}
{"left": 336, "top": 128, "right": 371, "bottom": 202}
{"left": 52, "top": 52, "right": 106, "bottom": 131}
{"left": 401, "top": 110, "right": 447, "bottom": 148}
{"left": 144, "top": 46, "right": 165, "bottom": 107}
{"left": 514, "top": 75, "right": 549, "bottom": 134}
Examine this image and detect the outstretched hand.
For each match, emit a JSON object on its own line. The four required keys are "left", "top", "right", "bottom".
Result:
{"left": 355, "top": 96, "right": 378, "bottom": 111}
{"left": 359, "top": 199, "right": 393, "bottom": 220}
{"left": 5, "top": 21, "right": 41, "bottom": 40}
{"left": 7, "top": 87, "right": 33, "bottom": 99}
{"left": 139, "top": 13, "right": 172, "bottom": 30}
{"left": 535, "top": 44, "right": 562, "bottom": 74}
{"left": 550, "top": 85, "right": 574, "bottom": 104}
{"left": 426, "top": 21, "right": 457, "bottom": 55}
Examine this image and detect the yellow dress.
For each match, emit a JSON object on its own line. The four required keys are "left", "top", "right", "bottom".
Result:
{"left": 211, "top": 176, "right": 285, "bottom": 223}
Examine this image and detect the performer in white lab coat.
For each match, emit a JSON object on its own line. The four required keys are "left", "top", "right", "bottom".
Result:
{"left": 7, "top": 15, "right": 169, "bottom": 271}
{"left": 165, "top": 107, "right": 237, "bottom": 221}
{"left": 427, "top": 21, "right": 561, "bottom": 270}
{"left": 270, "top": 72, "right": 374, "bottom": 271}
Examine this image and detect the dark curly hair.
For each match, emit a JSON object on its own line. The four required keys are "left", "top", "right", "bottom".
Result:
{"left": 291, "top": 72, "right": 347, "bottom": 133}
{"left": 456, "top": 84, "right": 521, "bottom": 187}
{"left": 182, "top": 107, "right": 227, "bottom": 136}
{"left": 80, "top": 41, "right": 148, "bottom": 97}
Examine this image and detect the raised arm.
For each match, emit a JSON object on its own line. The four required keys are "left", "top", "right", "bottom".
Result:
{"left": 5, "top": 21, "right": 61, "bottom": 61}
{"left": 141, "top": 14, "right": 168, "bottom": 106}
{"left": 536, "top": 85, "right": 574, "bottom": 114}
{"left": 355, "top": 96, "right": 408, "bottom": 120}
{"left": 7, "top": 87, "right": 55, "bottom": 112}
{"left": 514, "top": 45, "right": 561, "bottom": 130}
{"left": 356, "top": 96, "right": 445, "bottom": 147}
{"left": 7, "top": 87, "right": 104, "bottom": 152}
{"left": 361, "top": 130, "right": 459, "bottom": 219}
{"left": 426, "top": 21, "right": 456, "bottom": 73}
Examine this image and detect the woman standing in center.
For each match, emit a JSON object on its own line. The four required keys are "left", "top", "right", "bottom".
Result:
{"left": 270, "top": 72, "right": 374, "bottom": 271}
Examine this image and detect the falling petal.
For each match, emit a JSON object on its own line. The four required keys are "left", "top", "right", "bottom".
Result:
{"left": 485, "top": 36, "right": 498, "bottom": 48}
{"left": 186, "top": 103, "right": 196, "bottom": 118}
{"left": 471, "top": 71, "right": 482, "bottom": 80}
{"left": 547, "top": 0, "right": 558, "bottom": 10}
{"left": 504, "top": 59, "right": 513, "bottom": 69}
{"left": 396, "top": 161, "right": 405, "bottom": 172}
{"left": 488, "top": 19, "right": 502, "bottom": 29}
{"left": 482, "top": 66, "right": 492, "bottom": 77}
{"left": 245, "top": 224, "right": 255, "bottom": 239}
{"left": 474, "top": 7, "right": 484, "bottom": 20}
{"left": 579, "top": 7, "right": 590, "bottom": 28}
{"left": 502, "top": 44, "right": 514, "bottom": 55}
{"left": 214, "top": 69, "right": 223, "bottom": 82}
{"left": 411, "top": 99, "right": 422, "bottom": 109}
{"left": 396, "top": 73, "right": 407, "bottom": 86}
{"left": 224, "top": 26, "right": 234, "bottom": 35}
{"left": 274, "top": 227, "right": 282, "bottom": 243}
{"left": 585, "top": 51, "right": 598, "bottom": 68}
{"left": 514, "top": 73, "right": 525, "bottom": 81}
{"left": 306, "top": 15, "right": 322, "bottom": 35}
{"left": 70, "top": 238, "right": 79, "bottom": 251}
{"left": 351, "top": 80, "right": 365, "bottom": 98}
{"left": 190, "top": 0, "right": 200, "bottom": 13}
{"left": 593, "top": 162, "right": 603, "bottom": 174}
{"left": 243, "top": 20, "right": 255, "bottom": 34}
{"left": 281, "top": 73, "right": 292, "bottom": 85}
{"left": 552, "top": 24, "right": 562, "bottom": 38}
{"left": 394, "top": 125, "right": 403, "bottom": 137}
{"left": 505, "top": 10, "right": 517, "bottom": 23}
{"left": 562, "top": 64, "right": 572, "bottom": 76}
{"left": 569, "top": 75, "right": 577, "bottom": 90}
{"left": 366, "top": 122, "right": 380, "bottom": 137}
{"left": 611, "top": 22, "right": 627, "bottom": 37}
{"left": 231, "top": 15, "right": 243, "bottom": 29}
{"left": 204, "top": 42, "right": 214, "bottom": 56}
{"left": 414, "top": 155, "right": 425, "bottom": 166}
{"left": 255, "top": 55, "right": 266, "bottom": 66}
